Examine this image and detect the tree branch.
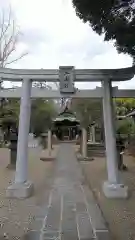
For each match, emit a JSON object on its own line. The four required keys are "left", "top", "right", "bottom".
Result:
{"left": 0, "top": 7, "right": 28, "bottom": 68}
{"left": 5, "top": 52, "right": 28, "bottom": 66}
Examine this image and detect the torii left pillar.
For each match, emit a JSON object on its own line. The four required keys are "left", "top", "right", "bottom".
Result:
{"left": 6, "top": 79, "right": 34, "bottom": 198}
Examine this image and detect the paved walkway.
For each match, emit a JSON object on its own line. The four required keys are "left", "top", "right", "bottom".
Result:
{"left": 26, "top": 143, "right": 110, "bottom": 240}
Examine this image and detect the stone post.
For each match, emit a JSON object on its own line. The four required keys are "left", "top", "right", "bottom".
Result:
{"left": 82, "top": 128, "right": 87, "bottom": 158}
{"left": 89, "top": 127, "right": 92, "bottom": 142}
{"left": 102, "top": 80, "right": 128, "bottom": 198}
{"left": 6, "top": 79, "right": 33, "bottom": 198}
{"left": 48, "top": 130, "right": 52, "bottom": 156}
{"left": 92, "top": 125, "right": 96, "bottom": 143}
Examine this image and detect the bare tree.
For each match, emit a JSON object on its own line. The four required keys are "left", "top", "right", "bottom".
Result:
{"left": 0, "top": 7, "right": 27, "bottom": 69}
{"left": 0, "top": 7, "right": 28, "bottom": 143}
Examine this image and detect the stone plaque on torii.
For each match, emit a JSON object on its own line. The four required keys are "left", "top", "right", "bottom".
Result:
{"left": 59, "top": 66, "right": 75, "bottom": 94}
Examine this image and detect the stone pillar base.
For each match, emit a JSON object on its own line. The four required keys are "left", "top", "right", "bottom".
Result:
{"left": 103, "top": 181, "right": 128, "bottom": 199}
{"left": 6, "top": 181, "right": 34, "bottom": 199}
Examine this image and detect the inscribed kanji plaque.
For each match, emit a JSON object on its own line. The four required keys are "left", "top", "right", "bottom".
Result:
{"left": 59, "top": 66, "right": 75, "bottom": 94}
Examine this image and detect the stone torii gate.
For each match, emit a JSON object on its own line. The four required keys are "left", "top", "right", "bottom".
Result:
{"left": 1, "top": 66, "right": 134, "bottom": 199}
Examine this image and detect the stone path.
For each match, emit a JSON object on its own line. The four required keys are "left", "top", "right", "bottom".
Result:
{"left": 26, "top": 143, "right": 110, "bottom": 240}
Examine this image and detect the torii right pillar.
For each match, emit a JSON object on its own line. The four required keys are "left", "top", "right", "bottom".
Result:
{"left": 102, "top": 79, "right": 128, "bottom": 198}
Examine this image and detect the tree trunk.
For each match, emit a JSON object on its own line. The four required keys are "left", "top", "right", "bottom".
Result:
{"left": 0, "top": 128, "right": 4, "bottom": 144}
{"left": 10, "top": 149, "right": 17, "bottom": 165}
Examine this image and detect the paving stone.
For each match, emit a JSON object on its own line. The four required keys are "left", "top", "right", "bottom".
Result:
{"left": 76, "top": 202, "right": 87, "bottom": 213}
{"left": 61, "top": 230, "right": 79, "bottom": 240}
{"left": 82, "top": 185, "right": 107, "bottom": 231}
{"left": 41, "top": 230, "right": 59, "bottom": 239}
{"left": 76, "top": 213, "right": 94, "bottom": 240}
{"left": 22, "top": 230, "right": 40, "bottom": 240}
{"left": 95, "top": 230, "right": 111, "bottom": 240}
{"left": 43, "top": 192, "right": 61, "bottom": 232}
{"left": 87, "top": 204, "right": 107, "bottom": 231}
{"left": 62, "top": 197, "right": 77, "bottom": 234}
{"left": 30, "top": 219, "right": 43, "bottom": 231}
{"left": 35, "top": 206, "right": 48, "bottom": 220}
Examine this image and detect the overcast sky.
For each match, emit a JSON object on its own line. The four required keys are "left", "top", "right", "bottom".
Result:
{"left": 1, "top": 0, "right": 135, "bottom": 89}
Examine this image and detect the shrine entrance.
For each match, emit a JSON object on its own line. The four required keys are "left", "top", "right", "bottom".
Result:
{"left": 1, "top": 65, "right": 134, "bottom": 199}
{"left": 53, "top": 106, "right": 80, "bottom": 140}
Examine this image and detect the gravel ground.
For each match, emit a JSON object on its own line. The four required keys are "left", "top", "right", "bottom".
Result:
{"left": 81, "top": 154, "right": 135, "bottom": 240}
{"left": 0, "top": 146, "right": 58, "bottom": 240}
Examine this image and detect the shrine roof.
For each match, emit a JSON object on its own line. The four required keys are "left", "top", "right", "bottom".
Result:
{"left": 53, "top": 106, "right": 80, "bottom": 123}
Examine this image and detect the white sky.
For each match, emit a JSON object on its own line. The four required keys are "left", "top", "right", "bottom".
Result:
{"left": 1, "top": 0, "right": 134, "bottom": 89}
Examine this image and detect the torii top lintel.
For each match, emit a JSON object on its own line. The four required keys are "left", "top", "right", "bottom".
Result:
{"left": 0, "top": 66, "right": 134, "bottom": 82}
